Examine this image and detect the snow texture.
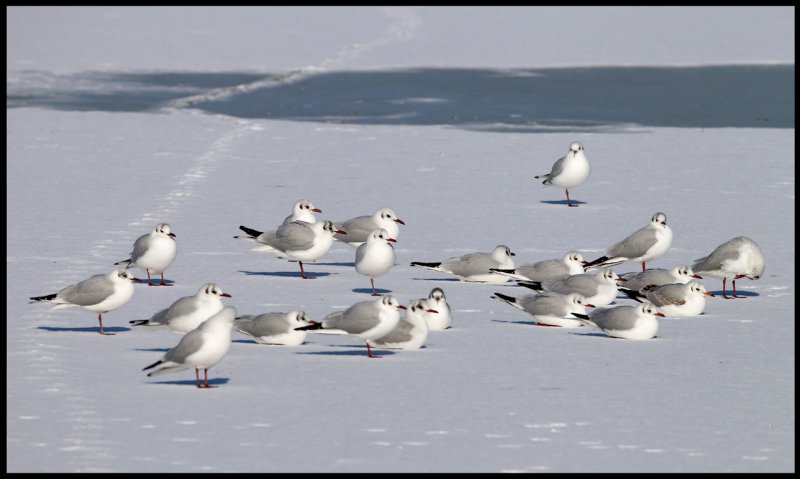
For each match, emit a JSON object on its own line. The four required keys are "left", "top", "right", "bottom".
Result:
{"left": 7, "top": 6, "right": 794, "bottom": 473}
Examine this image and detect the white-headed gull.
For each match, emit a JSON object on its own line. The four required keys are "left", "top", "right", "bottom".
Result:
{"left": 334, "top": 207, "right": 405, "bottom": 247}
{"left": 420, "top": 287, "right": 453, "bottom": 331}
{"left": 411, "top": 245, "right": 516, "bottom": 284}
{"left": 130, "top": 283, "right": 232, "bottom": 333}
{"left": 572, "top": 302, "right": 664, "bottom": 340}
{"left": 355, "top": 228, "right": 396, "bottom": 296}
{"left": 584, "top": 212, "right": 673, "bottom": 272}
{"left": 492, "top": 291, "right": 594, "bottom": 328}
{"left": 282, "top": 199, "right": 322, "bottom": 225}
{"left": 235, "top": 220, "right": 346, "bottom": 279}
{"left": 30, "top": 268, "right": 138, "bottom": 335}
{"left": 490, "top": 250, "right": 587, "bottom": 282}
{"left": 518, "top": 268, "right": 625, "bottom": 307}
{"left": 234, "top": 310, "right": 316, "bottom": 346}
{"left": 534, "top": 141, "right": 591, "bottom": 207}
{"left": 368, "top": 299, "right": 433, "bottom": 350}
{"left": 618, "top": 264, "right": 702, "bottom": 292}
{"left": 622, "top": 281, "right": 714, "bottom": 316}
{"left": 115, "top": 223, "right": 177, "bottom": 286}
{"left": 691, "top": 236, "right": 765, "bottom": 299}
{"left": 143, "top": 306, "right": 236, "bottom": 388}
{"left": 296, "top": 295, "right": 406, "bottom": 358}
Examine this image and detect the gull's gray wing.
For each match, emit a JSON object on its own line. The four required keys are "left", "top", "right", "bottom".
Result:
{"left": 607, "top": 226, "right": 658, "bottom": 259}
{"left": 442, "top": 252, "right": 498, "bottom": 277}
{"left": 544, "top": 154, "right": 568, "bottom": 183}
{"left": 518, "top": 259, "right": 569, "bottom": 281}
{"left": 373, "top": 319, "right": 414, "bottom": 344}
{"left": 265, "top": 221, "right": 315, "bottom": 251}
{"left": 590, "top": 306, "right": 639, "bottom": 331}
{"left": 621, "top": 269, "right": 672, "bottom": 291}
{"left": 692, "top": 239, "right": 742, "bottom": 273}
{"left": 234, "top": 313, "right": 291, "bottom": 337}
{"left": 324, "top": 302, "right": 380, "bottom": 335}
{"left": 129, "top": 233, "right": 152, "bottom": 263}
{"left": 644, "top": 284, "right": 686, "bottom": 307}
{"left": 335, "top": 215, "right": 375, "bottom": 242}
{"left": 518, "top": 292, "right": 568, "bottom": 317}
{"left": 544, "top": 274, "right": 598, "bottom": 297}
{"left": 163, "top": 329, "right": 206, "bottom": 364}
{"left": 58, "top": 274, "right": 115, "bottom": 306}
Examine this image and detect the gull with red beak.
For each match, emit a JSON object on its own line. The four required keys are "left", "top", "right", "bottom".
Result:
{"left": 572, "top": 302, "right": 664, "bottom": 340}
{"left": 130, "top": 283, "right": 232, "bottom": 333}
{"left": 490, "top": 250, "right": 588, "bottom": 282}
{"left": 583, "top": 212, "right": 673, "bottom": 272}
{"left": 282, "top": 199, "right": 322, "bottom": 225}
{"left": 334, "top": 207, "right": 405, "bottom": 247}
{"left": 235, "top": 220, "right": 346, "bottom": 279}
{"left": 355, "top": 228, "right": 397, "bottom": 296}
{"left": 115, "top": 223, "right": 177, "bottom": 286}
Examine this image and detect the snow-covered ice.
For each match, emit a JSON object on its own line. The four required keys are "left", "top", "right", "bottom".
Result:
{"left": 7, "top": 6, "right": 794, "bottom": 472}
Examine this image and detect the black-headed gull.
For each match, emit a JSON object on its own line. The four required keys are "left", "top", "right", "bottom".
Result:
{"left": 492, "top": 291, "right": 594, "bottom": 328}
{"left": 368, "top": 299, "right": 433, "bottom": 350}
{"left": 115, "top": 223, "right": 177, "bottom": 286}
{"left": 691, "top": 236, "right": 765, "bottom": 299}
{"left": 234, "top": 310, "right": 316, "bottom": 346}
{"left": 518, "top": 268, "right": 625, "bottom": 307}
{"left": 29, "top": 268, "right": 138, "bottom": 335}
{"left": 355, "top": 228, "right": 396, "bottom": 296}
{"left": 572, "top": 302, "right": 664, "bottom": 340}
{"left": 235, "top": 220, "right": 346, "bottom": 279}
{"left": 334, "top": 207, "right": 405, "bottom": 247}
{"left": 282, "top": 199, "right": 322, "bottom": 225}
{"left": 411, "top": 245, "right": 516, "bottom": 284}
{"left": 534, "top": 141, "right": 591, "bottom": 207}
{"left": 622, "top": 281, "right": 714, "bottom": 316}
{"left": 584, "top": 212, "right": 673, "bottom": 272}
{"left": 618, "top": 264, "right": 702, "bottom": 292}
{"left": 490, "top": 250, "right": 587, "bottom": 282}
{"left": 420, "top": 287, "right": 453, "bottom": 331}
{"left": 130, "top": 283, "right": 232, "bottom": 333}
{"left": 296, "top": 295, "right": 406, "bottom": 358}
{"left": 143, "top": 306, "right": 236, "bottom": 388}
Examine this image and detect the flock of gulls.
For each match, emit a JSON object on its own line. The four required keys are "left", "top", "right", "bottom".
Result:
{"left": 29, "top": 142, "right": 766, "bottom": 389}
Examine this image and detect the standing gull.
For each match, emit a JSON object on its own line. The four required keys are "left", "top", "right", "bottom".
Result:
{"left": 235, "top": 220, "right": 346, "bottom": 279}
{"left": 411, "top": 245, "right": 516, "bottom": 284}
{"left": 130, "top": 283, "right": 232, "bottom": 333}
{"left": 692, "top": 236, "right": 765, "bottom": 299}
{"left": 143, "top": 306, "right": 237, "bottom": 388}
{"left": 334, "top": 207, "right": 405, "bottom": 247}
{"left": 355, "top": 228, "right": 397, "bottom": 295}
{"left": 584, "top": 212, "right": 673, "bottom": 272}
{"left": 115, "top": 223, "right": 177, "bottom": 286}
{"left": 534, "top": 141, "right": 591, "bottom": 207}
{"left": 296, "top": 296, "right": 406, "bottom": 358}
{"left": 30, "top": 268, "right": 138, "bottom": 335}
{"left": 572, "top": 302, "right": 664, "bottom": 340}
{"left": 234, "top": 310, "right": 316, "bottom": 346}
{"left": 492, "top": 291, "right": 594, "bottom": 328}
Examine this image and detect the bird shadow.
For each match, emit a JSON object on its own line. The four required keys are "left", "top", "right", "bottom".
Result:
{"left": 133, "top": 347, "right": 171, "bottom": 352}
{"left": 147, "top": 377, "right": 230, "bottom": 387}
{"left": 411, "top": 277, "right": 461, "bottom": 282}
{"left": 135, "top": 279, "right": 176, "bottom": 286}
{"left": 709, "top": 290, "right": 760, "bottom": 298}
{"left": 295, "top": 348, "right": 397, "bottom": 357}
{"left": 568, "top": 331, "right": 615, "bottom": 338}
{"left": 232, "top": 339, "right": 259, "bottom": 345}
{"left": 541, "top": 199, "right": 587, "bottom": 206}
{"left": 238, "top": 270, "right": 333, "bottom": 278}
{"left": 313, "top": 261, "right": 356, "bottom": 267}
{"left": 352, "top": 287, "right": 392, "bottom": 295}
{"left": 491, "top": 319, "right": 534, "bottom": 325}
{"left": 37, "top": 326, "right": 131, "bottom": 334}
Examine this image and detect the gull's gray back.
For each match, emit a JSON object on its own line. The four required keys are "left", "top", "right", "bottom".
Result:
{"left": 235, "top": 313, "right": 291, "bottom": 336}
{"left": 59, "top": 274, "right": 114, "bottom": 306}
{"left": 324, "top": 302, "right": 380, "bottom": 334}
